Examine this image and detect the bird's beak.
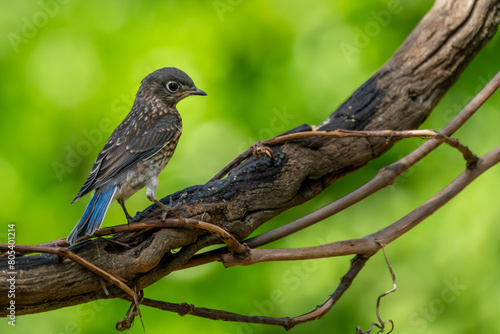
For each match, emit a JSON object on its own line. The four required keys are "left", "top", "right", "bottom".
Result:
{"left": 190, "top": 88, "right": 207, "bottom": 96}
{"left": 178, "top": 88, "right": 207, "bottom": 98}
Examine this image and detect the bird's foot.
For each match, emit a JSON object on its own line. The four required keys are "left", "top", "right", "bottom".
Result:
{"left": 126, "top": 213, "right": 135, "bottom": 225}
{"left": 156, "top": 197, "right": 180, "bottom": 221}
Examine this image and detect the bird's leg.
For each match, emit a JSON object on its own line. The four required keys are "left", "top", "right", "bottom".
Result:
{"left": 117, "top": 198, "right": 134, "bottom": 224}
{"left": 148, "top": 196, "right": 171, "bottom": 221}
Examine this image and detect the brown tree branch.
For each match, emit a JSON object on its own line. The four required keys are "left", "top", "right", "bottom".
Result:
{"left": 243, "top": 70, "right": 500, "bottom": 248}
{"left": 0, "top": 0, "right": 498, "bottom": 327}
{"left": 213, "top": 128, "right": 479, "bottom": 181}
{"left": 4, "top": 75, "right": 497, "bottom": 330}
{"left": 219, "top": 141, "right": 500, "bottom": 268}
{"left": 118, "top": 254, "right": 368, "bottom": 331}
{"left": 0, "top": 244, "right": 134, "bottom": 298}
{"left": 1, "top": 218, "right": 249, "bottom": 257}
{"left": 181, "top": 71, "right": 500, "bottom": 270}
{"left": 0, "top": 217, "right": 250, "bottom": 259}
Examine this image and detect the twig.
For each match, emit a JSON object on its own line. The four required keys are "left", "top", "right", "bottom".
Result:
{"left": 219, "top": 239, "right": 373, "bottom": 267}
{"left": 0, "top": 244, "right": 134, "bottom": 298}
{"left": 125, "top": 255, "right": 368, "bottom": 331}
{"left": 209, "top": 147, "right": 254, "bottom": 181}
{"left": 116, "top": 289, "right": 145, "bottom": 331}
{"left": 1, "top": 218, "right": 249, "bottom": 257}
{"left": 94, "top": 218, "right": 250, "bottom": 256}
{"left": 294, "top": 254, "right": 370, "bottom": 326}
{"left": 0, "top": 242, "right": 145, "bottom": 329}
{"left": 0, "top": 237, "right": 67, "bottom": 257}
{"left": 98, "top": 277, "right": 110, "bottom": 296}
{"left": 123, "top": 297, "right": 296, "bottom": 330}
{"left": 210, "top": 127, "right": 480, "bottom": 182}
{"left": 357, "top": 245, "right": 396, "bottom": 334}
{"left": 264, "top": 129, "right": 477, "bottom": 165}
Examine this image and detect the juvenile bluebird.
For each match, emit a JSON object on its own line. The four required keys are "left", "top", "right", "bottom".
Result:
{"left": 68, "top": 67, "right": 206, "bottom": 245}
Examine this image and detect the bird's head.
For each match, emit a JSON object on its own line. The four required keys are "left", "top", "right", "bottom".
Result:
{"left": 140, "top": 67, "right": 207, "bottom": 105}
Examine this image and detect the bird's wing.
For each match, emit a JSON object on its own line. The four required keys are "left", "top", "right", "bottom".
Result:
{"left": 72, "top": 112, "right": 181, "bottom": 202}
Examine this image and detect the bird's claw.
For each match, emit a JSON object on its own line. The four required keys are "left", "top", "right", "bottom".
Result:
{"left": 156, "top": 197, "right": 180, "bottom": 221}
{"left": 126, "top": 214, "right": 135, "bottom": 225}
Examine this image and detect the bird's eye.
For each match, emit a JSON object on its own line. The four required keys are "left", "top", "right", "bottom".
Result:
{"left": 166, "top": 81, "right": 179, "bottom": 93}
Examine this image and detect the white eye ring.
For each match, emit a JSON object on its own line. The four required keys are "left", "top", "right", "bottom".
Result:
{"left": 166, "top": 81, "right": 179, "bottom": 93}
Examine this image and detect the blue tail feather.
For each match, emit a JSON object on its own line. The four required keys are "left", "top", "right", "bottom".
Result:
{"left": 68, "top": 185, "right": 117, "bottom": 245}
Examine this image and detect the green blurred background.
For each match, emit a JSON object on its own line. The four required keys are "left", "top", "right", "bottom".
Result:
{"left": 0, "top": 1, "right": 499, "bottom": 333}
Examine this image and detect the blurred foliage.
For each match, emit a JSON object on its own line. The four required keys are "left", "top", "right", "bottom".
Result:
{"left": 0, "top": 0, "right": 499, "bottom": 333}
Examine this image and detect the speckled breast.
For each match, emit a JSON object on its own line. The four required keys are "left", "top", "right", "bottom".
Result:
{"left": 144, "top": 130, "right": 182, "bottom": 173}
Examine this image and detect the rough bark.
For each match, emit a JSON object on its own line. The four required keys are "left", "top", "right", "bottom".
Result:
{"left": 1, "top": 0, "right": 499, "bottom": 317}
